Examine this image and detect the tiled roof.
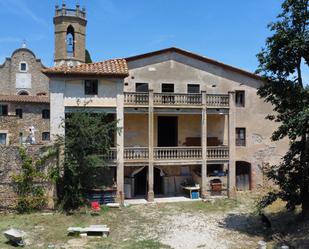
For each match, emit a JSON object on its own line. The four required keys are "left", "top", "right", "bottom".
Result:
{"left": 0, "top": 95, "right": 49, "bottom": 103}
{"left": 42, "top": 59, "right": 128, "bottom": 77}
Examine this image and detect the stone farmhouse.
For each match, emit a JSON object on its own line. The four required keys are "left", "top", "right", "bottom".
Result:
{"left": 41, "top": 4, "right": 288, "bottom": 203}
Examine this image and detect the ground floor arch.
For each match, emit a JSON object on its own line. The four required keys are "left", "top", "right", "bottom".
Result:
{"left": 236, "top": 161, "right": 251, "bottom": 191}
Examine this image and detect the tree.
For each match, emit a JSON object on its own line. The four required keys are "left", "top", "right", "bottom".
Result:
{"left": 56, "top": 110, "right": 119, "bottom": 211}
{"left": 256, "top": 0, "right": 309, "bottom": 217}
{"left": 85, "top": 49, "right": 92, "bottom": 63}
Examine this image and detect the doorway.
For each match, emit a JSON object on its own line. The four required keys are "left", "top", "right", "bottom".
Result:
{"left": 158, "top": 116, "right": 178, "bottom": 147}
{"left": 134, "top": 167, "right": 147, "bottom": 196}
{"left": 236, "top": 161, "right": 251, "bottom": 191}
{"left": 154, "top": 167, "right": 163, "bottom": 195}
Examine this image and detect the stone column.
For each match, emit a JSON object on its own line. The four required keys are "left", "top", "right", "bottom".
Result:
{"left": 228, "top": 91, "right": 236, "bottom": 198}
{"left": 116, "top": 92, "right": 124, "bottom": 204}
{"left": 148, "top": 89, "right": 154, "bottom": 202}
{"left": 201, "top": 91, "right": 208, "bottom": 198}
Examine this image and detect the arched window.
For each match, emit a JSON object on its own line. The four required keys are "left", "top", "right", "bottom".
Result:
{"left": 18, "top": 90, "right": 30, "bottom": 95}
{"left": 66, "top": 25, "right": 75, "bottom": 58}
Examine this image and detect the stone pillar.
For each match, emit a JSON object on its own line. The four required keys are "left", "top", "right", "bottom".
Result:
{"left": 228, "top": 91, "right": 236, "bottom": 198}
{"left": 201, "top": 91, "right": 208, "bottom": 198}
{"left": 148, "top": 89, "right": 154, "bottom": 202}
{"left": 116, "top": 92, "right": 124, "bottom": 204}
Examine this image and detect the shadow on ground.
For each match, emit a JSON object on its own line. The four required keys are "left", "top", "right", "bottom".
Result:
{"left": 220, "top": 211, "right": 309, "bottom": 249}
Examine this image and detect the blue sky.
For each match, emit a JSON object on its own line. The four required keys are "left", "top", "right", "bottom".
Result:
{"left": 0, "top": 0, "right": 308, "bottom": 83}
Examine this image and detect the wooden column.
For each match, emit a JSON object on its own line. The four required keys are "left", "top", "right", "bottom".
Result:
{"left": 201, "top": 91, "right": 208, "bottom": 198}
{"left": 148, "top": 89, "right": 154, "bottom": 202}
{"left": 116, "top": 92, "right": 124, "bottom": 204}
{"left": 228, "top": 91, "right": 236, "bottom": 198}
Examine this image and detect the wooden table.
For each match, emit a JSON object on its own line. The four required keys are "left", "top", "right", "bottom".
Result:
{"left": 181, "top": 186, "right": 200, "bottom": 199}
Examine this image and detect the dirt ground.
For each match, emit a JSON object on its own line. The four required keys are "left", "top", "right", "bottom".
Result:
{"left": 0, "top": 194, "right": 307, "bottom": 249}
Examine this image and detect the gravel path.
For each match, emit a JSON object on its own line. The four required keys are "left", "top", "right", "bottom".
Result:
{"left": 147, "top": 209, "right": 262, "bottom": 249}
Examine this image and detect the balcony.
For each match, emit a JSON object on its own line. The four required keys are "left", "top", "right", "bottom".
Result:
{"left": 106, "top": 146, "right": 229, "bottom": 162}
{"left": 123, "top": 92, "right": 229, "bottom": 108}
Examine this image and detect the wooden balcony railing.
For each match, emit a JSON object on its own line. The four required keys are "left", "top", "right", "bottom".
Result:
{"left": 105, "top": 146, "right": 229, "bottom": 161}
{"left": 207, "top": 146, "right": 229, "bottom": 160}
{"left": 206, "top": 94, "right": 229, "bottom": 107}
{"left": 154, "top": 147, "right": 202, "bottom": 160}
{"left": 153, "top": 93, "right": 202, "bottom": 106}
{"left": 123, "top": 92, "right": 230, "bottom": 108}
{"left": 124, "top": 147, "right": 149, "bottom": 160}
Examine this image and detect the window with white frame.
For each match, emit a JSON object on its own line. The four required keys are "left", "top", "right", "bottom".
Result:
{"left": 19, "top": 62, "right": 28, "bottom": 72}
{"left": 42, "top": 132, "right": 50, "bottom": 141}
{"left": 0, "top": 133, "right": 7, "bottom": 145}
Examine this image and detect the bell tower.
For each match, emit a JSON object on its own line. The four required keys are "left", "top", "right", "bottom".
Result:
{"left": 54, "top": 3, "right": 87, "bottom": 66}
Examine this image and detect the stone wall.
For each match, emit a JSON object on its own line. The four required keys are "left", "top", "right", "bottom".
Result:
{"left": 0, "top": 145, "right": 57, "bottom": 211}
{"left": 0, "top": 103, "right": 50, "bottom": 145}
{"left": 0, "top": 48, "right": 49, "bottom": 95}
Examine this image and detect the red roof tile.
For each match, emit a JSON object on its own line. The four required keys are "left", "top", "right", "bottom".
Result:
{"left": 42, "top": 59, "right": 128, "bottom": 77}
{"left": 0, "top": 95, "right": 49, "bottom": 103}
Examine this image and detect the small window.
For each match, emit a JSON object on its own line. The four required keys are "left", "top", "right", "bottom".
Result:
{"left": 162, "top": 83, "right": 174, "bottom": 93}
{"left": 85, "top": 80, "right": 98, "bottom": 95}
{"left": 42, "top": 132, "right": 50, "bottom": 141}
{"left": 0, "top": 133, "right": 7, "bottom": 145}
{"left": 19, "top": 62, "right": 28, "bottom": 72}
{"left": 16, "top": 108, "right": 23, "bottom": 119}
{"left": 42, "top": 109, "right": 50, "bottom": 119}
{"left": 136, "top": 83, "right": 149, "bottom": 92}
{"left": 0, "top": 105, "right": 8, "bottom": 116}
{"left": 187, "top": 84, "right": 200, "bottom": 93}
{"left": 236, "top": 128, "right": 246, "bottom": 146}
{"left": 235, "top": 91, "right": 245, "bottom": 107}
{"left": 19, "top": 132, "right": 23, "bottom": 144}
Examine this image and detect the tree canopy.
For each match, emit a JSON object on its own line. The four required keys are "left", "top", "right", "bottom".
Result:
{"left": 56, "top": 110, "right": 119, "bottom": 211}
{"left": 256, "top": 0, "right": 309, "bottom": 216}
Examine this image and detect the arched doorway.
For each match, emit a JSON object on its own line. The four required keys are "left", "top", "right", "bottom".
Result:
{"left": 236, "top": 161, "right": 251, "bottom": 191}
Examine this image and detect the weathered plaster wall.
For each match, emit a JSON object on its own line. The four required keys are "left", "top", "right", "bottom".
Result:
{"left": 126, "top": 52, "right": 289, "bottom": 188}
{"left": 63, "top": 78, "right": 120, "bottom": 107}
{"left": 124, "top": 113, "right": 227, "bottom": 147}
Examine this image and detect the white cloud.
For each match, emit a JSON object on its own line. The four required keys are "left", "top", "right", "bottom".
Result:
{"left": 0, "top": 0, "right": 47, "bottom": 26}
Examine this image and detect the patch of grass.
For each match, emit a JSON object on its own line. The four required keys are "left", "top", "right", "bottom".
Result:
{"left": 167, "top": 198, "right": 239, "bottom": 213}
{"left": 124, "top": 239, "right": 171, "bottom": 249}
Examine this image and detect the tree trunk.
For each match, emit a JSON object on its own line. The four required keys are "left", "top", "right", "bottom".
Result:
{"left": 301, "top": 186, "right": 309, "bottom": 219}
